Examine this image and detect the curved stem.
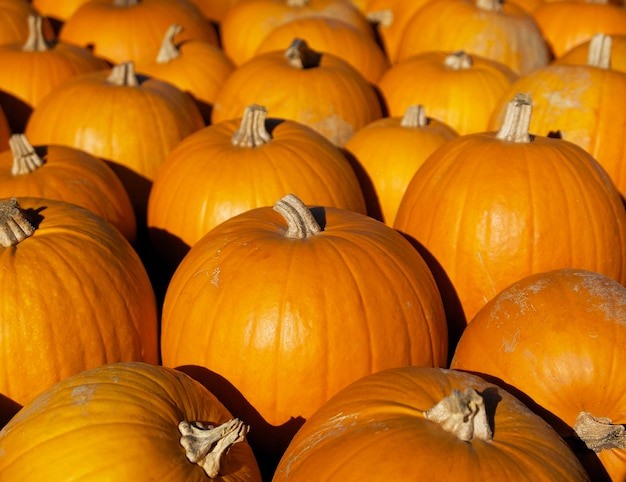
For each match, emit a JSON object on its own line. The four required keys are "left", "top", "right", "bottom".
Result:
{"left": 231, "top": 105, "right": 272, "bottom": 148}
{"left": 107, "top": 62, "right": 138, "bottom": 87}
{"left": 285, "top": 38, "right": 322, "bottom": 69}
{"left": 574, "top": 411, "right": 626, "bottom": 452}
{"left": 400, "top": 105, "right": 428, "bottom": 128}
{"left": 286, "top": 0, "right": 309, "bottom": 6}
{"left": 9, "top": 134, "right": 45, "bottom": 176}
{"left": 587, "top": 33, "right": 612, "bottom": 69}
{"left": 495, "top": 93, "right": 533, "bottom": 143}
{"left": 476, "top": 0, "right": 503, "bottom": 11}
{"left": 23, "top": 14, "right": 51, "bottom": 52}
{"left": 273, "top": 194, "right": 322, "bottom": 239}
{"left": 366, "top": 9, "right": 393, "bottom": 28}
{"left": 156, "top": 24, "right": 183, "bottom": 64}
{"left": 0, "top": 198, "right": 36, "bottom": 247}
{"left": 444, "top": 51, "right": 473, "bottom": 70}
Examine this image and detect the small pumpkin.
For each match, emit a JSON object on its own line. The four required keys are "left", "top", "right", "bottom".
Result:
{"left": 0, "top": 361, "right": 262, "bottom": 481}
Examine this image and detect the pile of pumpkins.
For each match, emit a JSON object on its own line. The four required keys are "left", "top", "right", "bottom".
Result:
{"left": 0, "top": 0, "right": 625, "bottom": 480}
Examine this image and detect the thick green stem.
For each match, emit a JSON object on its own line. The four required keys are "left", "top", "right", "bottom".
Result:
{"left": 9, "top": 134, "right": 44, "bottom": 176}
{"left": 574, "top": 411, "right": 626, "bottom": 452}
{"left": 285, "top": 38, "right": 322, "bottom": 69}
{"left": 273, "top": 194, "right": 322, "bottom": 239}
{"left": 231, "top": 105, "right": 272, "bottom": 148}
{"left": 496, "top": 93, "right": 533, "bottom": 143}
{"left": 0, "top": 198, "right": 36, "bottom": 247}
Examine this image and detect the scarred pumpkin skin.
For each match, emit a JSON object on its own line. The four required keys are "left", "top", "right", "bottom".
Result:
{"left": 273, "top": 366, "right": 590, "bottom": 481}
{"left": 0, "top": 197, "right": 158, "bottom": 406}
{"left": 451, "top": 269, "right": 626, "bottom": 481}
{"left": 0, "top": 362, "right": 262, "bottom": 481}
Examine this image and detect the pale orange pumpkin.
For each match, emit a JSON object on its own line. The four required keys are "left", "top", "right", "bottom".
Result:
{"left": 274, "top": 366, "right": 590, "bottom": 481}
{"left": 451, "top": 268, "right": 626, "bottom": 481}
{"left": 0, "top": 197, "right": 158, "bottom": 406}
{"left": 148, "top": 104, "right": 367, "bottom": 268}
{"left": 0, "top": 362, "right": 262, "bottom": 481}
{"left": 161, "top": 193, "right": 448, "bottom": 474}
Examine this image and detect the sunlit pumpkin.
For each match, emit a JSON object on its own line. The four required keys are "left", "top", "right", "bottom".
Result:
{"left": 0, "top": 0, "right": 53, "bottom": 46}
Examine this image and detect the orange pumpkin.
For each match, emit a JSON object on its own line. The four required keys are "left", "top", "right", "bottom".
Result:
{"left": 395, "top": 0, "right": 551, "bottom": 75}
{"left": 58, "top": 0, "right": 219, "bottom": 65}
{"left": 148, "top": 104, "right": 367, "bottom": 268}
{"left": 394, "top": 93, "right": 626, "bottom": 347}
{"left": 0, "top": 0, "right": 53, "bottom": 46}
{"left": 0, "top": 362, "right": 262, "bottom": 481}
{"left": 377, "top": 50, "right": 519, "bottom": 135}
{"left": 0, "top": 134, "right": 136, "bottom": 243}
{"left": 0, "top": 197, "right": 158, "bottom": 406}
{"left": 161, "top": 193, "right": 448, "bottom": 473}
{"left": 558, "top": 33, "right": 626, "bottom": 74}
{"left": 451, "top": 268, "right": 626, "bottom": 481}
{"left": 212, "top": 38, "right": 383, "bottom": 147}
{"left": 274, "top": 366, "right": 590, "bottom": 481}
{"left": 344, "top": 104, "right": 458, "bottom": 224}
{"left": 186, "top": 0, "right": 256, "bottom": 23}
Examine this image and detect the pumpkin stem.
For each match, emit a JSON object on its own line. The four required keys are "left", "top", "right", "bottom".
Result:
{"left": 366, "top": 9, "right": 394, "bottom": 28}
{"left": 285, "top": 38, "right": 322, "bottom": 69}
{"left": 9, "top": 134, "right": 45, "bottom": 176}
{"left": 400, "top": 105, "right": 428, "bottom": 128}
{"left": 424, "top": 387, "right": 493, "bottom": 442}
{"left": 574, "top": 411, "right": 626, "bottom": 452}
{"left": 113, "top": 0, "right": 139, "bottom": 6}
{"left": 0, "top": 198, "right": 36, "bottom": 247}
{"left": 496, "top": 93, "right": 533, "bottom": 143}
{"left": 444, "top": 51, "right": 473, "bottom": 70}
{"left": 476, "top": 0, "right": 504, "bottom": 11}
{"left": 179, "top": 418, "right": 249, "bottom": 478}
{"left": 273, "top": 194, "right": 322, "bottom": 239}
{"left": 156, "top": 24, "right": 183, "bottom": 64}
{"left": 231, "top": 105, "right": 272, "bottom": 147}
{"left": 23, "top": 14, "right": 51, "bottom": 52}
{"left": 587, "top": 33, "right": 612, "bottom": 69}
{"left": 107, "top": 61, "right": 139, "bottom": 87}
{"left": 286, "top": 0, "right": 310, "bottom": 6}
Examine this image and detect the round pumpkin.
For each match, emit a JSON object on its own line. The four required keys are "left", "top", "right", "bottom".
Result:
{"left": 394, "top": 93, "right": 626, "bottom": 348}
{"left": 0, "top": 197, "right": 158, "bottom": 406}
{"left": 0, "top": 104, "right": 9, "bottom": 151}
{"left": 0, "top": 0, "right": 53, "bottom": 46}
{"left": 450, "top": 268, "right": 626, "bottom": 481}
{"left": 274, "top": 366, "right": 590, "bottom": 481}
{"left": 161, "top": 193, "right": 448, "bottom": 473}
{"left": 147, "top": 104, "right": 367, "bottom": 268}
{"left": 31, "top": 0, "right": 91, "bottom": 25}
{"left": 0, "top": 361, "right": 262, "bottom": 481}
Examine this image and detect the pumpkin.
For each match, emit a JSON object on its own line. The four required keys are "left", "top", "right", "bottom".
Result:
{"left": 186, "top": 0, "right": 255, "bottom": 23}
{"left": 0, "top": 13, "right": 109, "bottom": 133}
{"left": 135, "top": 23, "right": 236, "bottom": 124}
{"left": 450, "top": 268, "right": 626, "bottom": 481}
{"left": 344, "top": 104, "right": 458, "bottom": 225}
{"left": 58, "top": 0, "right": 219, "bottom": 65}
{"left": 0, "top": 197, "right": 158, "bottom": 406}
{"left": 395, "top": 0, "right": 551, "bottom": 75}
{"left": 0, "top": 362, "right": 262, "bottom": 481}
{"left": 0, "top": 0, "right": 53, "bottom": 46}
{"left": 25, "top": 61, "right": 205, "bottom": 225}
{"left": 558, "top": 33, "right": 626, "bottom": 74}
{"left": 0, "top": 134, "right": 136, "bottom": 243}
{"left": 377, "top": 50, "right": 519, "bottom": 135}
{"left": 31, "top": 0, "right": 90, "bottom": 25}
{"left": 273, "top": 366, "right": 590, "bottom": 481}
{"left": 394, "top": 93, "right": 626, "bottom": 349}
{"left": 254, "top": 16, "right": 390, "bottom": 84}
{"left": 212, "top": 38, "right": 383, "bottom": 147}
{"left": 147, "top": 104, "right": 367, "bottom": 269}
{"left": 220, "top": 0, "right": 374, "bottom": 66}
{"left": 161, "top": 193, "right": 448, "bottom": 474}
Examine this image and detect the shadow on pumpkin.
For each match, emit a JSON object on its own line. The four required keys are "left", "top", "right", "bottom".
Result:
{"left": 0, "top": 392, "right": 21, "bottom": 430}
{"left": 103, "top": 160, "right": 152, "bottom": 232}
{"left": 176, "top": 364, "right": 305, "bottom": 482}
{"left": 340, "top": 147, "right": 384, "bottom": 222}
{"left": 147, "top": 226, "right": 191, "bottom": 276}
{"left": 0, "top": 91, "right": 32, "bottom": 134}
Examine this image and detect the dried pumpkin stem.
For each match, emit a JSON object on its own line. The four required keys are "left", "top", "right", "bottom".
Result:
{"left": 574, "top": 411, "right": 626, "bottom": 452}
{"left": 286, "top": 0, "right": 309, "bottom": 6}
{"left": 476, "top": 0, "right": 503, "bottom": 11}
{"left": 424, "top": 387, "right": 493, "bottom": 442}
{"left": 107, "top": 61, "right": 139, "bottom": 87}
{"left": 156, "top": 24, "right": 183, "bottom": 64}
{"left": 23, "top": 14, "right": 51, "bottom": 52}
{"left": 285, "top": 38, "right": 322, "bottom": 69}
{"left": 366, "top": 9, "right": 394, "bottom": 28}
{"left": 179, "top": 419, "right": 249, "bottom": 478}
{"left": 587, "top": 33, "right": 612, "bottom": 69}
{"left": 0, "top": 198, "right": 36, "bottom": 247}
{"left": 231, "top": 105, "right": 272, "bottom": 147}
{"left": 496, "top": 93, "right": 532, "bottom": 143}
{"left": 400, "top": 105, "right": 428, "bottom": 128}
{"left": 9, "top": 134, "right": 45, "bottom": 176}
{"left": 114, "top": 0, "right": 139, "bottom": 6}
{"left": 444, "top": 51, "right": 473, "bottom": 70}
{"left": 273, "top": 194, "right": 322, "bottom": 239}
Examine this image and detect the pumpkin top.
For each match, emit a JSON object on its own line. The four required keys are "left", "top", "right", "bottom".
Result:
{"left": 444, "top": 50, "right": 473, "bottom": 70}
{"left": 231, "top": 104, "right": 272, "bottom": 148}
{"left": 495, "top": 92, "right": 532, "bottom": 143}
{"left": 588, "top": 33, "right": 612, "bottom": 69}
{"left": 400, "top": 105, "right": 428, "bottom": 128}
{"left": 9, "top": 134, "right": 44, "bottom": 176}
{"left": 22, "top": 14, "right": 50, "bottom": 52}
{"left": 285, "top": 38, "right": 322, "bottom": 69}
{"left": 0, "top": 198, "right": 36, "bottom": 247}
{"left": 156, "top": 23, "right": 183, "bottom": 63}
{"left": 273, "top": 193, "right": 322, "bottom": 239}
{"left": 107, "top": 61, "right": 139, "bottom": 87}
{"left": 476, "top": 0, "right": 503, "bottom": 12}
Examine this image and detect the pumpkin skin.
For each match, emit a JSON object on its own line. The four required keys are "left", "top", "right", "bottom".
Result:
{"left": 273, "top": 366, "right": 590, "bottom": 481}
{"left": 161, "top": 194, "right": 448, "bottom": 473}
{"left": 0, "top": 197, "right": 158, "bottom": 406}
{"left": 0, "top": 134, "right": 136, "bottom": 243}
{"left": 395, "top": 0, "right": 551, "bottom": 75}
{"left": 31, "top": 0, "right": 91, "bottom": 24}
{"left": 211, "top": 39, "right": 383, "bottom": 147}
{"left": 147, "top": 105, "right": 367, "bottom": 269}
{"left": 450, "top": 268, "right": 626, "bottom": 481}
{"left": 394, "top": 94, "right": 626, "bottom": 347}
{"left": 58, "top": 0, "right": 219, "bottom": 65}
{"left": 0, "top": 362, "right": 262, "bottom": 481}
{"left": 0, "top": 0, "right": 53, "bottom": 46}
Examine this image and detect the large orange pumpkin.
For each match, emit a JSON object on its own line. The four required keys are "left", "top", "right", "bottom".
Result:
{"left": 394, "top": 93, "right": 626, "bottom": 348}
{"left": 451, "top": 268, "right": 626, "bottom": 481}
{"left": 0, "top": 362, "right": 262, "bottom": 481}
{"left": 148, "top": 104, "right": 367, "bottom": 268}
{"left": 274, "top": 366, "right": 590, "bottom": 481}
{"left": 161, "top": 193, "right": 448, "bottom": 474}
{"left": 0, "top": 0, "right": 53, "bottom": 46}
{"left": 0, "top": 197, "right": 158, "bottom": 406}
